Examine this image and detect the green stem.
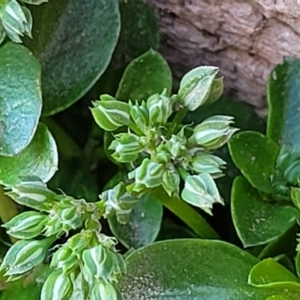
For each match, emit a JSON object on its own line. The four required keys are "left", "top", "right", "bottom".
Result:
{"left": 41, "top": 118, "right": 82, "bottom": 158}
{"left": 167, "top": 107, "right": 189, "bottom": 137}
{"left": 153, "top": 189, "right": 219, "bottom": 239}
{"left": 128, "top": 121, "right": 143, "bottom": 136}
{"left": 0, "top": 186, "right": 18, "bottom": 243}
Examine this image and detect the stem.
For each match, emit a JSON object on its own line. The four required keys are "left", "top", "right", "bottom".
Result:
{"left": 128, "top": 121, "right": 143, "bottom": 136}
{"left": 153, "top": 189, "right": 219, "bottom": 239}
{"left": 41, "top": 118, "right": 82, "bottom": 158}
{"left": 167, "top": 107, "right": 189, "bottom": 137}
{"left": 0, "top": 186, "right": 18, "bottom": 243}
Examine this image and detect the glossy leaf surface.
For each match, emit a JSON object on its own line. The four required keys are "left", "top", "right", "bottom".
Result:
{"left": 25, "top": 0, "right": 120, "bottom": 115}
{"left": 116, "top": 49, "right": 172, "bottom": 101}
{"left": 118, "top": 239, "right": 300, "bottom": 299}
{"left": 231, "top": 176, "right": 298, "bottom": 247}
{"left": 229, "top": 131, "right": 279, "bottom": 193}
{"left": 108, "top": 194, "right": 163, "bottom": 249}
{"left": 0, "top": 42, "right": 42, "bottom": 156}
{"left": 0, "top": 123, "right": 58, "bottom": 186}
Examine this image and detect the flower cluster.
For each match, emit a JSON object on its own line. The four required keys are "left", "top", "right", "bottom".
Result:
{"left": 0, "top": 178, "right": 126, "bottom": 300}
{"left": 0, "top": 0, "right": 46, "bottom": 44}
{"left": 92, "top": 66, "right": 238, "bottom": 214}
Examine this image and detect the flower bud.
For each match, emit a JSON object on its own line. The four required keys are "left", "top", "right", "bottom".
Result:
{"left": 164, "top": 134, "right": 187, "bottom": 158}
{"left": 178, "top": 66, "right": 222, "bottom": 111}
{"left": 7, "top": 179, "right": 55, "bottom": 211}
{"left": 162, "top": 166, "right": 180, "bottom": 197}
{"left": 1, "top": 0, "right": 33, "bottom": 43}
{"left": 3, "top": 211, "right": 46, "bottom": 239}
{"left": 1, "top": 237, "right": 55, "bottom": 277}
{"left": 101, "top": 182, "right": 138, "bottom": 224}
{"left": 51, "top": 246, "right": 78, "bottom": 273}
{"left": 91, "top": 95, "right": 130, "bottom": 131}
{"left": 82, "top": 245, "right": 126, "bottom": 283}
{"left": 128, "top": 158, "right": 164, "bottom": 192}
{"left": 191, "top": 153, "right": 226, "bottom": 178}
{"left": 181, "top": 173, "right": 224, "bottom": 214}
{"left": 90, "top": 282, "right": 121, "bottom": 300}
{"left": 41, "top": 271, "right": 72, "bottom": 300}
{"left": 189, "top": 115, "right": 238, "bottom": 149}
{"left": 129, "top": 100, "right": 149, "bottom": 133}
{"left": 146, "top": 89, "right": 173, "bottom": 125}
{"left": 109, "top": 133, "right": 143, "bottom": 163}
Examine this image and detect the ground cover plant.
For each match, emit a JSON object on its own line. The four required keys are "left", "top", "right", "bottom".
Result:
{"left": 0, "top": 0, "right": 300, "bottom": 299}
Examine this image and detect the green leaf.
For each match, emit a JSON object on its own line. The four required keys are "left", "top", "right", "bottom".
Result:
{"left": 228, "top": 131, "right": 279, "bottom": 193}
{"left": 0, "top": 42, "right": 42, "bottom": 156}
{"left": 0, "top": 265, "right": 50, "bottom": 300}
{"left": 296, "top": 252, "right": 300, "bottom": 278}
{"left": 108, "top": 194, "right": 163, "bottom": 249}
{"left": 113, "top": 0, "right": 159, "bottom": 69}
{"left": 231, "top": 176, "right": 298, "bottom": 247}
{"left": 116, "top": 49, "right": 172, "bottom": 101}
{"left": 24, "top": 0, "right": 120, "bottom": 115}
{"left": 117, "top": 239, "right": 300, "bottom": 299}
{"left": 0, "top": 123, "right": 58, "bottom": 186}
{"left": 267, "top": 57, "right": 300, "bottom": 154}
{"left": 248, "top": 258, "right": 300, "bottom": 287}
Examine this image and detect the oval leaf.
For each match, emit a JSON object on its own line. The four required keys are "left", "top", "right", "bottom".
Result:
{"left": 231, "top": 176, "right": 298, "bottom": 247}
{"left": 0, "top": 42, "right": 42, "bottom": 156}
{"left": 25, "top": 0, "right": 120, "bottom": 115}
{"left": 116, "top": 49, "right": 172, "bottom": 101}
{"left": 0, "top": 123, "right": 58, "bottom": 186}
{"left": 228, "top": 131, "right": 279, "bottom": 193}
{"left": 118, "top": 239, "right": 300, "bottom": 299}
{"left": 249, "top": 258, "right": 299, "bottom": 287}
{"left": 108, "top": 194, "right": 163, "bottom": 249}
{"left": 267, "top": 57, "right": 300, "bottom": 155}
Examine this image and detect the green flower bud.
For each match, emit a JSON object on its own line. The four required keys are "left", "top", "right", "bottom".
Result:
{"left": 162, "top": 166, "right": 180, "bottom": 197}
{"left": 82, "top": 245, "right": 126, "bottom": 283}
{"left": 90, "top": 282, "right": 121, "bottom": 300}
{"left": 91, "top": 95, "right": 130, "bottom": 131}
{"left": 146, "top": 89, "right": 173, "bottom": 125}
{"left": 41, "top": 271, "right": 72, "bottom": 300}
{"left": 101, "top": 182, "right": 138, "bottom": 224}
{"left": 1, "top": 237, "right": 55, "bottom": 278}
{"left": 181, "top": 173, "right": 224, "bottom": 214}
{"left": 165, "top": 134, "right": 187, "bottom": 158}
{"left": 129, "top": 100, "right": 149, "bottom": 133}
{"left": 0, "top": 0, "right": 33, "bottom": 43}
{"left": 128, "top": 158, "right": 164, "bottom": 192}
{"left": 2, "top": 211, "right": 46, "bottom": 239}
{"left": 7, "top": 179, "right": 55, "bottom": 211}
{"left": 109, "top": 133, "right": 143, "bottom": 163}
{"left": 51, "top": 246, "right": 78, "bottom": 273}
{"left": 189, "top": 115, "right": 238, "bottom": 149}
{"left": 191, "top": 153, "right": 226, "bottom": 178}
{"left": 178, "top": 66, "right": 221, "bottom": 111}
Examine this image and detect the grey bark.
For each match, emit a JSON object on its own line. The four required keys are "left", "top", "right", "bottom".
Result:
{"left": 148, "top": 0, "right": 300, "bottom": 109}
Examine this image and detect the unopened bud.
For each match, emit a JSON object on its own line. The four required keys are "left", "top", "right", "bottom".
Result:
{"left": 181, "top": 173, "right": 224, "bottom": 214}
{"left": 178, "top": 66, "right": 222, "bottom": 111}
{"left": 90, "top": 282, "right": 120, "bottom": 300}
{"left": 91, "top": 95, "right": 130, "bottom": 131}
{"left": 129, "top": 100, "right": 149, "bottom": 133}
{"left": 189, "top": 115, "right": 238, "bottom": 149}
{"left": 191, "top": 153, "right": 226, "bottom": 178}
{"left": 146, "top": 89, "right": 173, "bottom": 125}
{"left": 3, "top": 211, "right": 46, "bottom": 239}
{"left": 41, "top": 271, "right": 72, "bottom": 300}
{"left": 109, "top": 133, "right": 143, "bottom": 163}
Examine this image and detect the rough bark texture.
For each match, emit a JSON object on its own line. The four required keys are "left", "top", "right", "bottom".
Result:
{"left": 148, "top": 0, "right": 300, "bottom": 109}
